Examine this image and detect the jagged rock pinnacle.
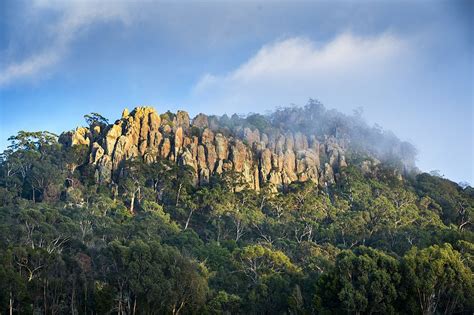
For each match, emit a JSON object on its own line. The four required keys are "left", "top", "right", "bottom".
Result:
{"left": 122, "top": 108, "right": 129, "bottom": 118}
{"left": 60, "top": 106, "right": 348, "bottom": 190}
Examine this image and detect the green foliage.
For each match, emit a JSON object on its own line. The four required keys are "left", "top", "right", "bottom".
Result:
{"left": 97, "top": 240, "right": 208, "bottom": 314}
{"left": 7, "top": 131, "right": 58, "bottom": 151}
{"left": 0, "top": 129, "right": 472, "bottom": 314}
{"left": 206, "top": 290, "right": 242, "bottom": 314}
{"left": 190, "top": 125, "right": 202, "bottom": 137}
{"left": 237, "top": 244, "right": 299, "bottom": 283}
{"left": 401, "top": 243, "right": 474, "bottom": 314}
{"left": 414, "top": 172, "right": 473, "bottom": 229}
{"left": 83, "top": 112, "right": 108, "bottom": 127}
{"left": 245, "top": 113, "right": 270, "bottom": 132}
{"left": 316, "top": 246, "right": 401, "bottom": 314}
{"left": 160, "top": 110, "right": 176, "bottom": 126}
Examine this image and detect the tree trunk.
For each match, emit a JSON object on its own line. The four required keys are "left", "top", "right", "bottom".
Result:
{"left": 71, "top": 281, "right": 76, "bottom": 315}
{"left": 184, "top": 209, "right": 194, "bottom": 230}
{"left": 118, "top": 287, "right": 123, "bottom": 315}
{"left": 217, "top": 218, "right": 221, "bottom": 245}
{"left": 235, "top": 220, "right": 243, "bottom": 242}
{"left": 43, "top": 279, "right": 47, "bottom": 314}
{"left": 172, "top": 301, "right": 185, "bottom": 315}
{"left": 130, "top": 192, "right": 135, "bottom": 214}
{"left": 176, "top": 183, "right": 183, "bottom": 206}
{"left": 9, "top": 290, "right": 13, "bottom": 315}
{"left": 84, "top": 282, "right": 87, "bottom": 315}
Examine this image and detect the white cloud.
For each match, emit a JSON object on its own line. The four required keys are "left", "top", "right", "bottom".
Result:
{"left": 191, "top": 33, "right": 410, "bottom": 114}
{"left": 0, "top": 0, "right": 133, "bottom": 87}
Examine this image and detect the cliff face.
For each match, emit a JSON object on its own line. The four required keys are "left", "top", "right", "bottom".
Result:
{"left": 60, "top": 107, "right": 348, "bottom": 189}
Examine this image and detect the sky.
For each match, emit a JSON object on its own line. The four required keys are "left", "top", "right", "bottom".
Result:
{"left": 0, "top": 0, "right": 473, "bottom": 184}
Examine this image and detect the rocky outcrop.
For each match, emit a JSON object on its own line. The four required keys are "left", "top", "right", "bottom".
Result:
{"left": 60, "top": 106, "right": 348, "bottom": 190}
{"left": 59, "top": 127, "right": 91, "bottom": 146}
{"left": 192, "top": 113, "right": 209, "bottom": 129}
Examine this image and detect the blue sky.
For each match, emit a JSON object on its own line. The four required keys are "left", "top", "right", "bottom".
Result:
{"left": 0, "top": 0, "right": 473, "bottom": 184}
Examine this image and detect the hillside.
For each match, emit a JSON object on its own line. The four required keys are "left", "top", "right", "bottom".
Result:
{"left": 0, "top": 102, "right": 472, "bottom": 314}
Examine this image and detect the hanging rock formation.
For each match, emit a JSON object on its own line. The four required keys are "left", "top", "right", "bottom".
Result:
{"left": 60, "top": 106, "right": 349, "bottom": 190}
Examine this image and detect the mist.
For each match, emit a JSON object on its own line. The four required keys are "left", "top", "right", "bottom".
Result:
{"left": 200, "top": 99, "right": 418, "bottom": 173}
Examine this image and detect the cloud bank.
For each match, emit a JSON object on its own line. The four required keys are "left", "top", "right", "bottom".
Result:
{"left": 192, "top": 33, "right": 410, "bottom": 115}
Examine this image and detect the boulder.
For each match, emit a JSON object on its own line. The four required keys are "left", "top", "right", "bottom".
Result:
{"left": 192, "top": 113, "right": 209, "bottom": 128}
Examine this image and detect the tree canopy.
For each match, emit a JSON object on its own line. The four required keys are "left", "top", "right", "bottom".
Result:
{"left": 0, "top": 128, "right": 472, "bottom": 314}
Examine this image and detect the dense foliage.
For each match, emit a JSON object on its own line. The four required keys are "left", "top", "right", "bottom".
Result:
{"left": 0, "top": 123, "right": 472, "bottom": 314}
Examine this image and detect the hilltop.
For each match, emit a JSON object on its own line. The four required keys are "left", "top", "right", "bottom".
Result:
{"left": 59, "top": 101, "right": 415, "bottom": 191}
{"left": 0, "top": 101, "right": 472, "bottom": 314}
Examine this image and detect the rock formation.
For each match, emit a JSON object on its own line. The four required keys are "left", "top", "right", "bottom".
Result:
{"left": 60, "top": 106, "right": 349, "bottom": 190}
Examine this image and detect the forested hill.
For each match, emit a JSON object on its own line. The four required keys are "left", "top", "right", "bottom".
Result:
{"left": 0, "top": 102, "right": 472, "bottom": 314}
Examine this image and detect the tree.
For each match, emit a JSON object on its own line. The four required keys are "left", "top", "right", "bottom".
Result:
{"left": 201, "top": 174, "right": 264, "bottom": 243}
{"left": 0, "top": 249, "right": 29, "bottom": 315}
{"left": 99, "top": 240, "right": 208, "bottom": 315}
{"left": 2, "top": 131, "right": 64, "bottom": 202}
{"left": 84, "top": 112, "right": 109, "bottom": 127}
{"left": 414, "top": 173, "right": 473, "bottom": 229}
{"left": 315, "top": 246, "right": 401, "bottom": 314}
{"left": 401, "top": 243, "right": 473, "bottom": 314}
{"left": 118, "top": 159, "right": 147, "bottom": 214}
{"left": 237, "top": 244, "right": 299, "bottom": 284}
{"left": 284, "top": 182, "right": 332, "bottom": 243}
{"left": 206, "top": 290, "right": 241, "bottom": 314}
{"left": 7, "top": 131, "right": 58, "bottom": 151}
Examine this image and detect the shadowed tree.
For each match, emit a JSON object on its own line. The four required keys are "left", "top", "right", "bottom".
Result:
{"left": 316, "top": 246, "right": 401, "bottom": 315}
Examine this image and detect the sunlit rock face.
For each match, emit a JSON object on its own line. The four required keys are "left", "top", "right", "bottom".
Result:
{"left": 60, "top": 106, "right": 348, "bottom": 190}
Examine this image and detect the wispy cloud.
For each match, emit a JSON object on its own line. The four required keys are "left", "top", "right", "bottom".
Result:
{"left": 0, "top": 0, "right": 132, "bottom": 87}
{"left": 192, "top": 33, "right": 409, "bottom": 114}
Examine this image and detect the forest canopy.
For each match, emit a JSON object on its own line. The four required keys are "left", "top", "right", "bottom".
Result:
{"left": 0, "top": 104, "right": 472, "bottom": 314}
